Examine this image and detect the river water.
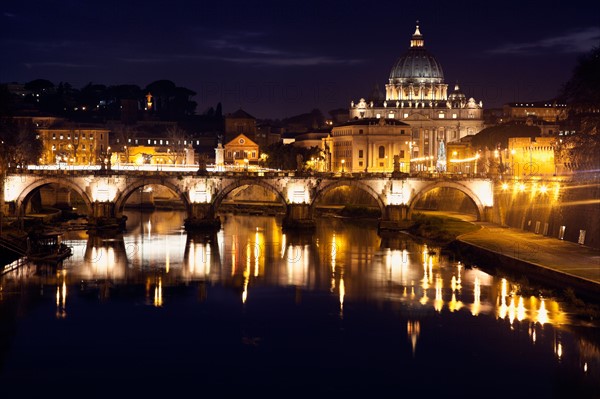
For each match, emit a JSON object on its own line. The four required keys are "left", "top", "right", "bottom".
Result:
{"left": 0, "top": 210, "right": 598, "bottom": 398}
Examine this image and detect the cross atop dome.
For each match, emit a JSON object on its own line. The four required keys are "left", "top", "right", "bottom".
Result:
{"left": 411, "top": 21, "right": 424, "bottom": 47}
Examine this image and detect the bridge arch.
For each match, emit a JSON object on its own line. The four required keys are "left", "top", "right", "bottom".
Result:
{"left": 14, "top": 177, "right": 94, "bottom": 218}
{"left": 310, "top": 180, "right": 386, "bottom": 217}
{"left": 113, "top": 178, "right": 191, "bottom": 217}
{"left": 211, "top": 179, "right": 288, "bottom": 214}
{"left": 407, "top": 181, "right": 485, "bottom": 221}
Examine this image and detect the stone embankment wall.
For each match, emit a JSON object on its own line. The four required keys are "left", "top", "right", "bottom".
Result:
{"left": 490, "top": 179, "right": 599, "bottom": 249}
{"left": 413, "top": 181, "right": 600, "bottom": 249}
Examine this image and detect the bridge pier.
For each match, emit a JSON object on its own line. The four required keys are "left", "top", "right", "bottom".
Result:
{"left": 379, "top": 204, "right": 411, "bottom": 231}
{"left": 283, "top": 203, "right": 315, "bottom": 230}
{"left": 184, "top": 203, "right": 221, "bottom": 231}
{"left": 89, "top": 202, "right": 127, "bottom": 232}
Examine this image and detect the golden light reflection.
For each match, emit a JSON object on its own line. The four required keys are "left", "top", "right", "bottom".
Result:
{"left": 517, "top": 296, "right": 526, "bottom": 321}
{"left": 153, "top": 277, "right": 163, "bottom": 307}
{"left": 55, "top": 276, "right": 67, "bottom": 319}
{"left": 556, "top": 342, "right": 563, "bottom": 360}
{"left": 330, "top": 234, "right": 337, "bottom": 292}
{"left": 537, "top": 298, "right": 549, "bottom": 325}
{"left": 498, "top": 278, "right": 508, "bottom": 320}
{"left": 434, "top": 276, "right": 443, "bottom": 312}
{"left": 448, "top": 292, "right": 462, "bottom": 312}
{"left": 508, "top": 296, "right": 516, "bottom": 325}
{"left": 254, "top": 229, "right": 263, "bottom": 277}
{"left": 281, "top": 233, "right": 287, "bottom": 259}
{"left": 339, "top": 276, "right": 345, "bottom": 317}
{"left": 471, "top": 276, "right": 481, "bottom": 316}
{"left": 420, "top": 288, "right": 428, "bottom": 305}
{"left": 407, "top": 320, "right": 420, "bottom": 357}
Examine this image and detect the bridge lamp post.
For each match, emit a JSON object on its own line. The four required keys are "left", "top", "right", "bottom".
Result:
{"left": 341, "top": 159, "right": 345, "bottom": 174}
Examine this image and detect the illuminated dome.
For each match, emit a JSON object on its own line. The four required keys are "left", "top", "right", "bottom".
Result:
{"left": 389, "top": 24, "right": 444, "bottom": 84}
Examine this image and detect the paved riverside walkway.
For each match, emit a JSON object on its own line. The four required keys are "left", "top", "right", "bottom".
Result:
{"left": 455, "top": 221, "right": 600, "bottom": 299}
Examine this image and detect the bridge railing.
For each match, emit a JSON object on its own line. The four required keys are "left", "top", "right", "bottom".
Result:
{"left": 15, "top": 165, "right": 491, "bottom": 180}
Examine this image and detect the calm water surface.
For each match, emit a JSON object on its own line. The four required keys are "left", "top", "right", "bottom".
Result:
{"left": 0, "top": 210, "right": 598, "bottom": 398}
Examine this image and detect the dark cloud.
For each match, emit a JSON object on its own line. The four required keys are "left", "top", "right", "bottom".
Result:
{"left": 488, "top": 27, "right": 600, "bottom": 55}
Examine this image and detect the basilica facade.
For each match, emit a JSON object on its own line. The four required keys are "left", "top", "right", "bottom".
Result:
{"left": 336, "top": 23, "right": 485, "bottom": 173}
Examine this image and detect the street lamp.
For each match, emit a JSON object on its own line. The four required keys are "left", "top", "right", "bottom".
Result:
{"left": 341, "top": 159, "right": 345, "bottom": 173}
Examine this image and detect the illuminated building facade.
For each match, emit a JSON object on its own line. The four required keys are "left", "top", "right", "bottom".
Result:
{"left": 325, "top": 118, "right": 412, "bottom": 173}
{"left": 503, "top": 101, "right": 568, "bottom": 123}
{"left": 37, "top": 125, "right": 110, "bottom": 165}
{"left": 348, "top": 23, "right": 485, "bottom": 163}
{"left": 224, "top": 134, "right": 259, "bottom": 166}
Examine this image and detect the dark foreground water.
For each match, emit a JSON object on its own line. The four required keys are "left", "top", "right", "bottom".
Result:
{"left": 0, "top": 211, "right": 598, "bottom": 398}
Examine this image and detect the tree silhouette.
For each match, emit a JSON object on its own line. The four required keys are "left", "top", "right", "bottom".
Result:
{"left": 559, "top": 47, "right": 600, "bottom": 171}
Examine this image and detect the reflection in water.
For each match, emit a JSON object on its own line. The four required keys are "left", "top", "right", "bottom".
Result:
{"left": 0, "top": 210, "right": 598, "bottom": 394}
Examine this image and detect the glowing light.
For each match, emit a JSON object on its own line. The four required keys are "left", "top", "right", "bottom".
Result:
{"left": 501, "top": 183, "right": 509, "bottom": 191}
{"left": 539, "top": 185, "right": 548, "bottom": 194}
{"left": 508, "top": 296, "right": 516, "bottom": 325}
{"left": 518, "top": 183, "right": 526, "bottom": 192}
{"left": 537, "top": 299, "right": 549, "bottom": 325}
{"left": 407, "top": 320, "right": 420, "bottom": 357}
{"left": 434, "top": 276, "right": 443, "bottom": 312}
{"left": 517, "top": 296, "right": 526, "bottom": 321}
{"left": 153, "top": 278, "right": 163, "bottom": 307}
{"left": 498, "top": 278, "right": 508, "bottom": 319}
{"left": 471, "top": 276, "right": 481, "bottom": 316}
{"left": 448, "top": 292, "right": 462, "bottom": 312}
{"left": 339, "top": 277, "right": 345, "bottom": 314}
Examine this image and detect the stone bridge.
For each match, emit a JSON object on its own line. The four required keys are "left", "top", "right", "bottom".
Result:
{"left": 2, "top": 170, "right": 494, "bottom": 231}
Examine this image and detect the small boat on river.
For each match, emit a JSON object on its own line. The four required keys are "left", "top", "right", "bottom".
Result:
{"left": 26, "top": 231, "right": 72, "bottom": 264}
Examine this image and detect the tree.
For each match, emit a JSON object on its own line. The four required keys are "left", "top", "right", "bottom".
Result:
{"left": 0, "top": 120, "right": 42, "bottom": 170}
{"left": 165, "top": 126, "right": 189, "bottom": 164}
{"left": 262, "top": 142, "right": 321, "bottom": 171}
{"left": 559, "top": 47, "right": 600, "bottom": 172}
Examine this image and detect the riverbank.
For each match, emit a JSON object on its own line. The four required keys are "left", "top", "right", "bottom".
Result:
{"left": 451, "top": 222, "right": 600, "bottom": 303}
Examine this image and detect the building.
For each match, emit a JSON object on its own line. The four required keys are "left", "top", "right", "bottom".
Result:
{"left": 507, "top": 137, "right": 558, "bottom": 176}
{"left": 324, "top": 118, "right": 412, "bottom": 173}
{"left": 225, "top": 109, "right": 257, "bottom": 144}
{"left": 348, "top": 23, "right": 485, "bottom": 163}
{"left": 223, "top": 134, "right": 259, "bottom": 167}
{"left": 37, "top": 123, "right": 110, "bottom": 166}
{"left": 503, "top": 101, "right": 568, "bottom": 123}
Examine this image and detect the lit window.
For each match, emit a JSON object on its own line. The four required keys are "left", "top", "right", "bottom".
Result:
{"left": 452, "top": 114, "right": 457, "bottom": 119}
{"left": 376, "top": 113, "right": 381, "bottom": 119}
{"left": 403, "top": 113, "right": 409, "bottom": 118}
{"left": 439, "top": 113, "right": 445, "bottom": 119}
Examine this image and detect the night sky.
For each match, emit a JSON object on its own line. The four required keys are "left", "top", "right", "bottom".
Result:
{"left": 1, "top": 0, "right": 599, "bottom": 119}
